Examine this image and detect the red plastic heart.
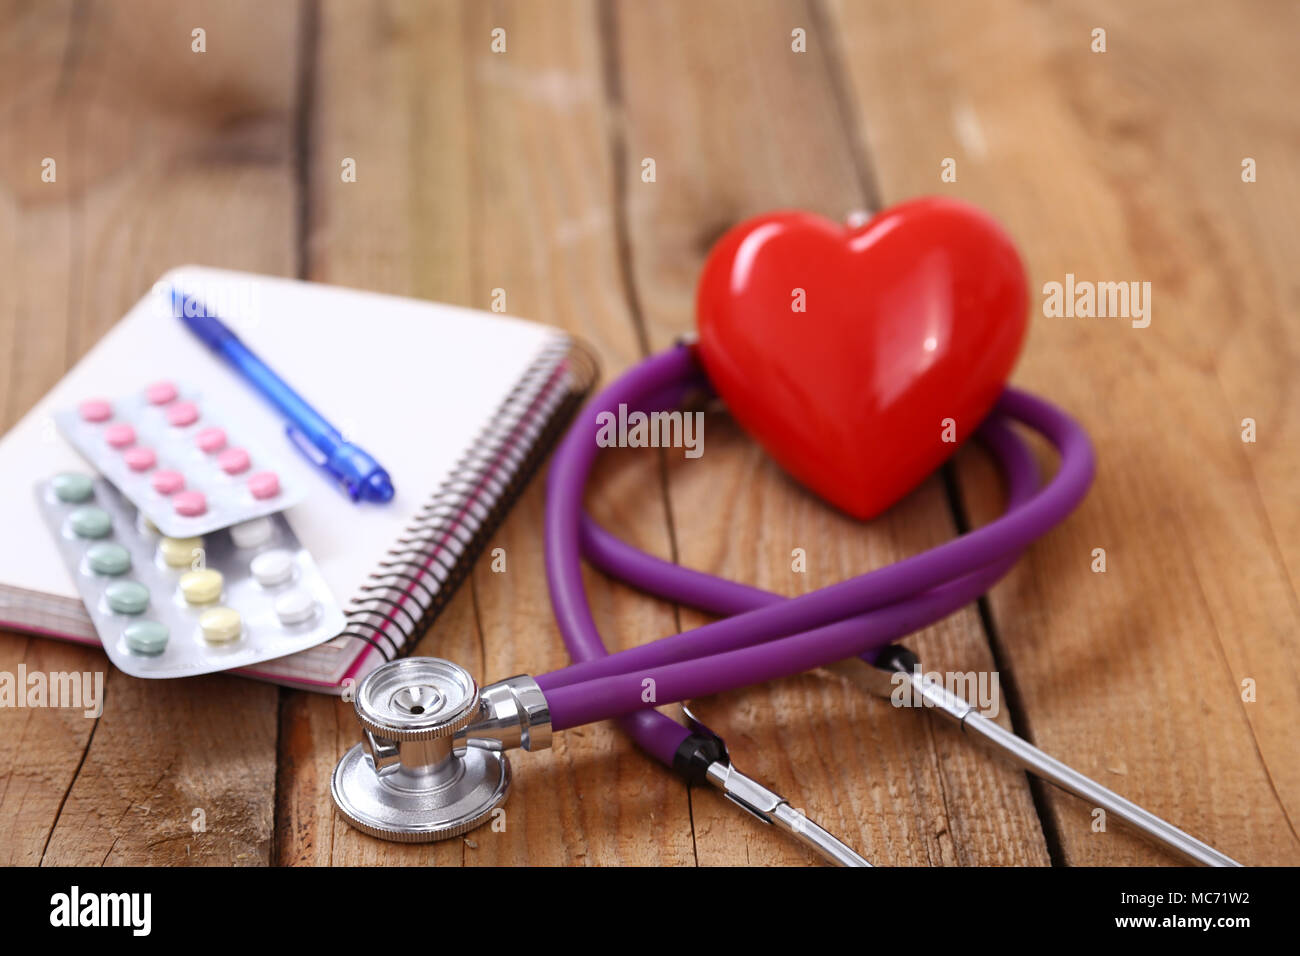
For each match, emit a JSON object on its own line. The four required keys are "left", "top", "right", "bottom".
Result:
{"left": 695, "top": 196, "right": 1029, "bottom": 519}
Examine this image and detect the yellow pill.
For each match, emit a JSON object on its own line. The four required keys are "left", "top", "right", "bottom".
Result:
{"left": 179, "top": 568, "right": 223, "bottom": 605}
{"left": 199, "top": 606, "right": 242, "bottom": 644}
{"left": 159, "top": 536, "right": 204, "bottom": 568}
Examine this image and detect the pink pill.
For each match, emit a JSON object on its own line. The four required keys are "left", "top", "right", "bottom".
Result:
{"left": 196, "top": 427, "right": 228, "bottom": 453}
{"left": 218, "top": 447, "right": 251, "bottom": 475}
{"left": 79, "top": 399, "right": 112, "bottom": 423}
{"left": 167, "top": 401, "right": 200, "bottom": 427}
{"left": 248, "top": 471, "right": 281, "bottom": 500}
{"left": 173, "top": 491, "right": 207, "bottom": 517}
{"left": 145, "top": 381, "right": 178, "bottom": 405}
{"left": 151, "top": 470, "right": 185, "bottom": 495}
{"left": 105, "top": 423, "right": 136, "bottom": 448}
{"left": 124, "top": 447, "right": 157, "bottom": 472}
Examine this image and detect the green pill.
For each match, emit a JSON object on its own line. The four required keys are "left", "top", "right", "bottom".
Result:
{"left": 52, "top": 472, "right": 94, "bottom": 503}
{"left": 68, "top": 506, "right": 112, "bottom": 539}
{"left": 104, "top": 580, "right": 150, "bottom": 615}
{"left": 86, "top": 542, "right": 131, "bottom": 575}
{"left": 123, "top": 620, "right": 169, "bottom": 656}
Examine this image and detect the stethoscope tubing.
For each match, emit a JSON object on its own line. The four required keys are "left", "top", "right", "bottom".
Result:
{"left": 547, "top": 410, "right": 1038, "bottom": 686}
{"left": 542, "top": 344, "right": 1095, "bottom": 762}
{"left": 550, "top": 417, "right": 1036, "bottom": 689}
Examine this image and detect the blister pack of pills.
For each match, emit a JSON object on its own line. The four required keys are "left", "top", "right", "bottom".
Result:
{"left": 55, "top": 380, "right": 305, "bottom": 538}
{"left": 36, "top": 472, "right": 345, "bottom": 679}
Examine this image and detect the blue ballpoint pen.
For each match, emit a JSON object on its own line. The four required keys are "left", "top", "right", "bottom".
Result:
{"left": 172, "top": 289, "right": 395, "bottom": 503}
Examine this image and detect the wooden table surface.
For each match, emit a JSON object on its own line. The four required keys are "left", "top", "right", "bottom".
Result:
{"left": 1, "top": 0, "right": 1296, "bottom": 867}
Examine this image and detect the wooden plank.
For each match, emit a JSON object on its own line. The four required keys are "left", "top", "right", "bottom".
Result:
{"left": 609, "top": 0, "right": 1048, "bottom": 865}
{"left": 277, "top": 0, "right": 695, "bottom": 865}
{"left": 827, "top": 0, "right": 1300, "bottom": 863}
{"left": 0, "top": 0, "right": 298, "bottom": 864}
{"left": 0, "top": 0, "right": 93, "bottom": 867}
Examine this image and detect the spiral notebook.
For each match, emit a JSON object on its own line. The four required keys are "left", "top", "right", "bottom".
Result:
{"left": 0, "top": 267, "right": 596, "bottom": 692}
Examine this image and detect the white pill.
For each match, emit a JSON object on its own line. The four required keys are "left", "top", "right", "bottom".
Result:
{"left": 250, "top": 549, "right": 295, "bottom": 587}
{"left": 230, "top": 516, "right": 274, "bottom": 549}
{"left": 274, "top": 588, "right": 318, "bottom": 626}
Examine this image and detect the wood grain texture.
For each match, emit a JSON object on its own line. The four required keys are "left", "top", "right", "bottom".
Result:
{"left": 827, "top": 0, "right": 1300, "bottom": 864}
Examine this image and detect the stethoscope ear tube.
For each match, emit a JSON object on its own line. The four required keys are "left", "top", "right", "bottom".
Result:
{"left": 676, "top": 702, "right": 871, "bottom": 866}
{"left": 872, "top": 648, "right": 1240, "bottom": 867}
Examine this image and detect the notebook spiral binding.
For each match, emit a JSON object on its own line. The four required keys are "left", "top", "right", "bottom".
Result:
{"left": 338, "top": 338, "right": 599, "bottom": 663}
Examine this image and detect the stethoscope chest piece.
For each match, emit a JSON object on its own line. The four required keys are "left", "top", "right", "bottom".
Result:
{"left": 330, "top": 658, "right": 511, "bottom": 843}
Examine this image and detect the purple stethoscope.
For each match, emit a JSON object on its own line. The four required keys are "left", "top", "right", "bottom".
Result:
{"left": 331, "top": 343, "right": 1239, "bottom": 866}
